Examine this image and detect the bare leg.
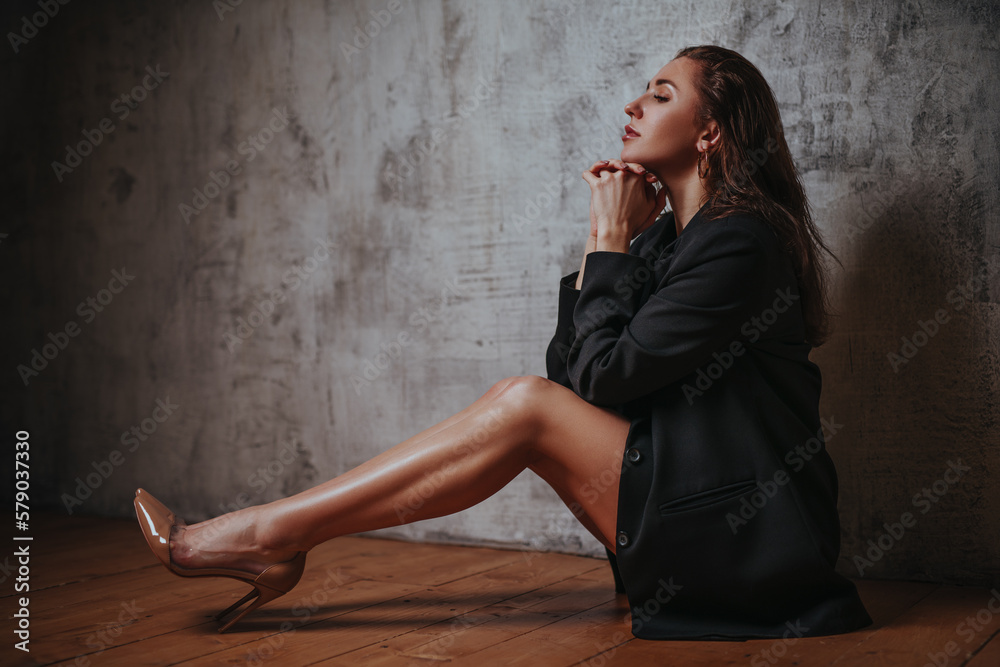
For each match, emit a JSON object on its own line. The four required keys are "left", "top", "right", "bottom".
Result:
{"left": 171, "top": 376, "right": 630, "bottom": 573}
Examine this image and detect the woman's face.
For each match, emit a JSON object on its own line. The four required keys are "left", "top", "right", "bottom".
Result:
{"left": 621, "top": 57, "right": 711, "bottom": 177}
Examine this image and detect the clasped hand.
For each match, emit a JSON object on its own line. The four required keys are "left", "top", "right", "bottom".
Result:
{"left": 581, "top": 159, "right": 667, "bottom": 251}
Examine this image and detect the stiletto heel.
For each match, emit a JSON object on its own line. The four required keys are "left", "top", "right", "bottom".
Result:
{"left": 215, "top": 584, "right": 285, "bottom": 633}
{"left": 216, "top": 589, "right": 260, "bottom": 622}
{"left": 133, "top": 488, "right": 307, "bottom": 633}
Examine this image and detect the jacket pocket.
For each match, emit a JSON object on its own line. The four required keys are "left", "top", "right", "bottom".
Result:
{"left": 658, "top": 479, "right": 757, "bottom": 515}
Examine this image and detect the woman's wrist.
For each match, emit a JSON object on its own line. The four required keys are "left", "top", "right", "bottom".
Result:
{"left": 596, "top": 228, "right": 631, "bottom": 254}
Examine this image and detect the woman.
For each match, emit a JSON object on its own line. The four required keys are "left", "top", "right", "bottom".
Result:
{"left": 135, "top": 44, "right": 872, "bottom": 639}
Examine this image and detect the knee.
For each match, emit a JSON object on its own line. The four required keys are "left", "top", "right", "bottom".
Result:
{"left": 485, "top": 376, "right": 519, "bottom": 398}
{"left": 493, "top": 375, "right": 557, "bottom": 424}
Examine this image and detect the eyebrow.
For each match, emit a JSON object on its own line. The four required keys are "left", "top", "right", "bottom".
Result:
{"left": 644, "top": 79, "right": 677, "bottom": 92}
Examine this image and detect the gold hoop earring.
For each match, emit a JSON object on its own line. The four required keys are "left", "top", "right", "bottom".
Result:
{"left": 697, "top": 151, "right": 709, "bottom": 179}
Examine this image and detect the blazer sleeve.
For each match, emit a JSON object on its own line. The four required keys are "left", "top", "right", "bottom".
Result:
{"left": 545, "top": 216, "right": 669, "bottom": 392}
{"left": 544, "top": 270, "right": 583, "bottom": 390}
{"left": 563, "top": 223, "right": 771, "bottom": 407}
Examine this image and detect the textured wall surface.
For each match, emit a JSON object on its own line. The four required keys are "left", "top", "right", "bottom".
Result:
{"left": 3, "top": 0, "right": 997, "bottom": 585}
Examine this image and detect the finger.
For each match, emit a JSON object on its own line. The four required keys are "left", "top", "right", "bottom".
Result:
{"left": 615, "top": 160, "right": 646, "bottom": 175}
{"left": 587, "top": 159, "right": 612, "bottom": 175}
{"left": 622, "top": 161, "right": 646, "bottom": 174}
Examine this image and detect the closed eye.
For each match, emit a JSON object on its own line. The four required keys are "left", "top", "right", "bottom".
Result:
{"left": 653, "top": 94, "right": 669, "bottom": 102}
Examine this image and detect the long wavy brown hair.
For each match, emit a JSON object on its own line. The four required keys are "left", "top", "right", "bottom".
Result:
{"left": 674, "top": 45, "right": 841, "bottom": 347}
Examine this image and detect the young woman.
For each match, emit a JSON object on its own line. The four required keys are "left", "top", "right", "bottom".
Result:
{"left": 135, "top": 44, "right": 872, "bottom": 640}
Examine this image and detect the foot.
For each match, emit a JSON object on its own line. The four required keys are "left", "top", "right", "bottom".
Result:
{"left": 169, "top": 507, "right": 302, "bottom": 576}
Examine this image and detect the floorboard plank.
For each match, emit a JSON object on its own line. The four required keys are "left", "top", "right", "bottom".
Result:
{"left": 5, "top": 512, "right": 996, "bottom": 667}
{"left": 826, "top": 586, "right": 1000, "bottom": 665}
{"left": 195, "top": 550, "right": 605, "bottom": 665}
{"left": 322, "top": 564, "right": 615, "bottom": 665}
{"left": 966, "top": 630, "right": 1000, "bottom": 666}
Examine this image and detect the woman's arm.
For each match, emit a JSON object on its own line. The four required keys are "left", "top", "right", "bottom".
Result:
{"left": 545, "top": 270, "right": 580, "bottom": 390}
{"left": 548, "top": 220, "right": 661, "bottom": 390}
{"left": 550, "top": 160, "right": 663, "bottom": 387}
{"left": 564, "top": 221, "right": 774, "bottom": 407}
{"left": 574, "top": 234, "right": 598, "bottom": 290}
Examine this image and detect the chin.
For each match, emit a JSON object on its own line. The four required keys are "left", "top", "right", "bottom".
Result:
{"left": 620, "top": 146, "right": 646, "bottom": 164}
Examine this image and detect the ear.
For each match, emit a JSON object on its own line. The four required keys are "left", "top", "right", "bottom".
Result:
{"left": 697, "top": 120, "right": 721, "bottom": 152}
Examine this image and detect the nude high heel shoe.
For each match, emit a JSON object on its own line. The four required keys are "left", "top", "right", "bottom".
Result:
{"left": 133, "top": 488, "right": 307, "bottom": 632}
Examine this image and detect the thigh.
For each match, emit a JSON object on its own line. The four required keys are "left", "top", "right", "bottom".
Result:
{"left": 506, "top": 377, "right": 631, "bottom": 554}
{"left": 390, "top": 377, "right": 521, "bottom": 452}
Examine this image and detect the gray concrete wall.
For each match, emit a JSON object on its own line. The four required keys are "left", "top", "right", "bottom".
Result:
{"left": 3, "top": 0, "right": 997, "bottom": 585}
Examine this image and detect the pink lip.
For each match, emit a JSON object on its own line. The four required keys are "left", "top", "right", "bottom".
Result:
{"left": 623, "top": 124, "right": 640, "bottom": 140}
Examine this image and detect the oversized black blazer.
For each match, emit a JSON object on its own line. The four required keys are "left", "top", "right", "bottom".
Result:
{"left": 545, "top": 200, "right": 872, "bottom": 640}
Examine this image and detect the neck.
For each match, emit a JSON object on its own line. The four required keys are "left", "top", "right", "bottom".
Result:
{"left": 652, "top": 168, "right": 709, "bottom": 236}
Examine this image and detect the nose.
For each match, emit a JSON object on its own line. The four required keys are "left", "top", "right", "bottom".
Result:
{"left": 624, "top": 95, "right": 642, "bottom": 119}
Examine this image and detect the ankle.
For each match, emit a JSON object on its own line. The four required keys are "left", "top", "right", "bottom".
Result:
{"left": 252, "top": 502, "right": 309, "bottom": 556}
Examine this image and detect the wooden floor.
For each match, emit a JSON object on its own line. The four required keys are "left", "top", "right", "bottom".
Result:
{"left": 3, "top": 513, "right": 999, "bottom": 666}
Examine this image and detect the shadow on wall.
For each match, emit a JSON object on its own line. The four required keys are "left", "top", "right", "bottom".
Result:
{"left": 823, "top": 177, "right": 996, "bottom": 587}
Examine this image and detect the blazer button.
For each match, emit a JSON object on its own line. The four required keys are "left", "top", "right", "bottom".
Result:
{"left": 626, "top": 447, "right": 641, "bottom": 463}
{"left": 617, "top": 531, "right": 630, "bottom": 548}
